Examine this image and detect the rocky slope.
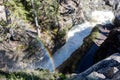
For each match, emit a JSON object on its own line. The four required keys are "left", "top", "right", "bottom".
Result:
{"left": 69, "top": 53, "right": 120, "bottom": 80}
{"left": 0, "top": 0, "right": 120, "bottom": 80}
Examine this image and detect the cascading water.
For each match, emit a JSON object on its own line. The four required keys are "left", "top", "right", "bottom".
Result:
{"left": 29, "top": 11, "right": 115, "bottom": 72}
{"left": 52, "top": 11, "right": 114, "bottom": 69}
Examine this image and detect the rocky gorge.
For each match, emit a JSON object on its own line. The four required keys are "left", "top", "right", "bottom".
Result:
{"left": 0, "top": 0, "right": 120, "bottom": 80}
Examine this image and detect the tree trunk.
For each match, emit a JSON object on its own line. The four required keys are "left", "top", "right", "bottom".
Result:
{"left": 31, "top": 0, "right": 41, "bottom": 38}
{"left": 3, "top": 0, "right": 11, "bottom": 25}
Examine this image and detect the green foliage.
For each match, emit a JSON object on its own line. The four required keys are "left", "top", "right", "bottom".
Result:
{"left": 5, "top": 0, "right": 59, "bottom": 30}
{"left": 88, "top": 26, "right": 99, "bottom": 41}
{"left": 6, "top": 0, "right": 29, "bottom": 21}
{"left": 0, "top": 70, "right": 67, "bottom": 80}
{"left": 58, "top": 29, "right": 66, "bottom": 39}
{"left": 59, "top": 73, "right": 67, "bottom": 80}
{"left": 0, "top": 20, "right": 6, "bottom": 26}
{"left": 37, "top": 0, "right": 59, "bottom": 30}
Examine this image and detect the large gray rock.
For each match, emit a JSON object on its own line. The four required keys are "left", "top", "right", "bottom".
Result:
{"left": 69, "top": 53, "right": 120, "bottom": 80}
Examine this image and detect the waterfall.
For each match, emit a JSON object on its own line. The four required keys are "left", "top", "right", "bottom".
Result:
{"left": 52, "top": 11, "right": 114, "bottom": 69}
{"left": 30, "top": 11, "right": 114, "bottom": 71}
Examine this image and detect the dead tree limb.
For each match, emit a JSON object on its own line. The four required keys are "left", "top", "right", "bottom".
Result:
{"left": 31, "top": 0, "right": 41, "bottom": 38}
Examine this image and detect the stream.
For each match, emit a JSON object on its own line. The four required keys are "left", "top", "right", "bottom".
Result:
{"left": 30, "top": 10, "right": 115, "bottom": 72}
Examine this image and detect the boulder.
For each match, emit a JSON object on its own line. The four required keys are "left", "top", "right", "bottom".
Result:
{"left": 69, "top": 53, "right": 120, "bottom": 80}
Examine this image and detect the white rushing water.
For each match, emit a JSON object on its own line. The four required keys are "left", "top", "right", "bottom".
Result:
{"left": 52, "top": 11, "right": 115, "bottom": 69}
{"left": 31, "top": 11, "right": 115, "bottom": 71}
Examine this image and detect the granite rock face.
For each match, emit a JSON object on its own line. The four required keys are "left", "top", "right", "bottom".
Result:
{"left": 58, "top": 0, "right": 84, "bottom": 28}
{"left": 0, "top": 8, "right": 52, "bottom": 71}
{"left": 94, "top": 27, "right": 120, "bottom": 63}
{"left": 0, "top": 25, "right": 50, "bottom": 71}
{"left": 69, "top": 53, "right": 120, "bottom": 80}
{"left": 58, "top": 0, "right": 120, "bottom": 28}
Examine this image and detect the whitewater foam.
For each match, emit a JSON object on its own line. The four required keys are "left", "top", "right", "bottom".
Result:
{"left": 52, "top": 10, "right": 115, "bottom": 69}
